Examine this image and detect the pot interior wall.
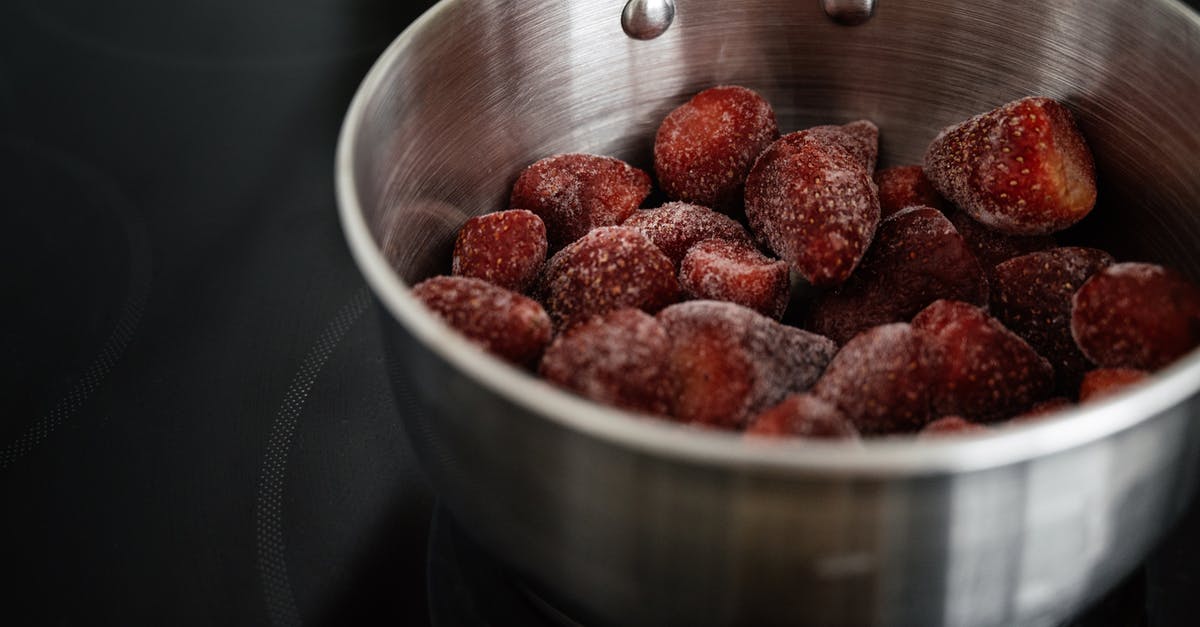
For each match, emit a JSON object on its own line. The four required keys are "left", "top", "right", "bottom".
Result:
{"left": 350, "top": 0, "right": 1200, "bottom": 287}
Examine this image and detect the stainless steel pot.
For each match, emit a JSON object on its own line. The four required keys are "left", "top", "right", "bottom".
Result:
{"left": 335, "top": 1, "right": 1200, "bottom": 624}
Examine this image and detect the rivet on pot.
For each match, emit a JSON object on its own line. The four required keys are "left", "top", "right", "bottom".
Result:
{"left": 621, "top": 0, "right": 676, "bottom": 40}
{"left": 821, "top": 0, "right": 876, "bottom": 25}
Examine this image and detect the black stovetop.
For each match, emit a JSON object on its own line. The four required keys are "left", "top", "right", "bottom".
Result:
{"left": 3, "top": 1, "right": 1199, "bottom": 625}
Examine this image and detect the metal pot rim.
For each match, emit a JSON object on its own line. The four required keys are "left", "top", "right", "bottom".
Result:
{"left": 335, "top": 0, "right": 1200, "bottom": 478}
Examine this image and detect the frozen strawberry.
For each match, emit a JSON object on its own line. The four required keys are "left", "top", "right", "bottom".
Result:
{"left": 1071, "top": 263, "right": 1200, "bottom": 371}
{"left": 658, "top": 301, "right": 837, "bottom": 430}
{"left": 812, "top": 323, "right": 937, "bottom": 435}
{"left": 679, "top": 239, "right": 790, "bottom": 319}
{"left": 621, "top": 202, "right": 752, "bottom": 266}
{"left": 805, "top": 120, "right": 880, "bottom": 173}
{"left": 745, "top": 128, "right": 881, "bottom": 286}
{"left": 451, "top": 209, "right": 548, "bottom": 293}
{"left": 918, "top": 416, "right": 988, "bottom": 437}
{"left": 924, "top": 97, "right": 1097, "bottom": 235}
{"left": 1009, "top": 396, "right": 1074, "bottom": 424}
{"left": 654, "top": 86, "right": 779, "bottom": 211}
{"left": 538, "top": 308, "right": 672, "bottom": 416}
{"left": 809, "top": 206, "right": 987, "bottom": 345}
{"left": 411, "top": 276, "right": 553, "bottom": 368}
{"left": 947, "top": 209, "right": 1055, "bottom": 273}
{"left": 509, "top": 153, "right": 651, "bottom": 248}
{"left": 745, "top": 394, "right": 858, "bottom": 439}
{"left": 874, "top": 165, "right": 947, "bottom": 218}
{"left": 1078, "top": 368, "right": 1149, "bottom": 403}
{"left": 914, "top": 300, "right": 1054, "bottom": 422}
{"left": 992, "top": 247, "right": 1115, "bottom": 389}
{"left": 539, "top": 226, "right": 680, "bottom": 330}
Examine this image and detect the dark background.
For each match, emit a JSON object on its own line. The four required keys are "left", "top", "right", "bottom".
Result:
{"left": 1, "top": 1, "right": 436, "bottom": 624}
{"left": 2, "top": 1, "right": 1199, "bottom": 625}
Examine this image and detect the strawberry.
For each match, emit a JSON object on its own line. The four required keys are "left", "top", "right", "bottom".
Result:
{"left": 924, "top": 97, "right": 1097, "bottom": 235}
{"left": 745, "top": 123, "right": 881, "bottom": 287}
{"left": 1078, "top": 368, "right": 1149, "bottom": 403}
{"left": 412, "top": 276, "right": 553, "bottom": 368}
{"left": 451, "top": 209, "right": 548, "bottom": 293}
{"left": 678, "top": 239, "right": 790, "bottom": 320}
{"left": 539, "top": 226, "right": 680, "bottom": 330}
{"left": 658, "top": 301, "right": 837, "bottom": 430}
{"left": 539, "top": 308, "right": 673, "bottom": 416}
{"left": 809, "top": 206, "right": 987, "bottom": 345}
{"left": 1070, "top": 262, "right": 1200, "bottom": 371}
{"left": 510, "top": 153, "right": 651, "bottom": 248}
{"left": 654, "top": 85, "right": 779, "bottom": 211}
{"left": 913, "top": 300, "right": 1054, "bottom": 422}
{"left": 622, "top": 201, "right": 751, "bottom": 266}
{"left": 745, "top": 394, "right": 858, "bottom": 439}
{"left": 874, "top": 165, "right": 948, "bottom": 218}
{"left": 919, "top": 416, "right": 988, "bottom": 437}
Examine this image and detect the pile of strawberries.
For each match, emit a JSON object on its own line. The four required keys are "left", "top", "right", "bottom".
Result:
{"left": 411, "top": 86, "right": 1200, "bottom": 439}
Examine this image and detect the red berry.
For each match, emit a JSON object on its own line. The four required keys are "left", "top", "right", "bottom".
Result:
{"left": 805, "top": 120, "right": 880, "bottom": 173}
{"left": 946, "top": 209, "right": 1056, "bottom": 274}
{"left": 875, "top": 165, "right": 947, "bottom": 218}
{"left": 992, "top": 247, "right": 1115, "bottom": 390}
{"left": 812, "top": 323, "right": 937, "bottom": 435}
{"left": 745, "top": 125, "right": 881, "bottom": 286}
{"left": 622, "top": 201, "right": 751, "bottom": 266}
{"left": 1078, "top": 368, "right": 1149, "bottom": 403}
{"left": 654, "top": 86, "right": 779, "bottom": 210}
{"left": 451, "top": 209, "right": 548, "bottom": 293}
{"left": 924, "top": 97, "right": 1097, "bottom": 235}
{"left": 539, "top": 226, "right": 680, "bottom": 330}
{"left": 510, "top": 153, "right": 651, "bottom": 248}
{"left": 745, "top": 394, "right": 859, "bottom": 439}
{"left": 411, "top": 276, "right": 553, "bottom": 368}
{"left": 538, "top": 308, "right": 672, "bottom": 416}
{"left": 1009, "top": 397, "right": 1074, "bottom": 424}
{"left": 1071, "top": 262, "right": 1200, "bottom": 371}
{"left": 913, "top": 300, "right": 1054, "bottom": 422}
{"left": 658, "top": 301, "right": 837, "bottom": 430}
{"left": 919, "top": 416, "right": 988, "bottom": 437}
{"left": 679, "top": 239, "right": 790, "bottom": 320}
{"left": 809, "top": 206, "right": 987, "bottom": 345}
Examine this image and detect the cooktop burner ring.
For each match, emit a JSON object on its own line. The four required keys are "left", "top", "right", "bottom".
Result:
{"left": 0, "top": 140, "right": 152, "bottom": 471}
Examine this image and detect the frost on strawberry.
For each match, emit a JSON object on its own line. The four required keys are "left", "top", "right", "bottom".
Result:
{"left": 924, "top": 97, "right": 1097, "bottom": 235}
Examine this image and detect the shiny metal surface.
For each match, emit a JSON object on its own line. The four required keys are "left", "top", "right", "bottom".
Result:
{"left": 621, "top": 0, "right": 675, "bottom": 40}
{"left": 822, "top": 0, "right": 877, "bottom": 25}
{"left": 336, "top": 1, "right": 1200, "bottom": 624}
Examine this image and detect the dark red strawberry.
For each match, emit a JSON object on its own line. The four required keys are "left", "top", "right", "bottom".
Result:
{"left": 1078, "top": 368, "right": 1149, "bottom": 403}
{"left": 654, "top": 85, "right": 779, "bottom": 210}
{"left": 812, "top": 323, "right": 937, "bottom": 435}
{"left": 745, "top": 125, "right": 881, "bottom": 287}
{"left": 412, "top": 276, "right": 553, "bottom": 368}
{"left": 992, "top": 247, "right": 1114, "bottom": 390}
{"left": 1009, "top": 397, "right": 1074, "bottom": 424}
{"left": 539, "top": 226, "right": 680, "bottom": 330}
{"left": 745, "top": 394, "right": 858, "bottom": 439}
{"left": 622, "top": 201, "right": 751, "bottom": 266}
{"left": 875, "top": 165, "right": 948, "bottom": 218}
{"left": 539, "top": 308, "right": 673, "bottom": 416}
{"left": 918, "top": 416, "right": 988, "bottom": 437}
{"left": 809, "top": 206, "right": 987, "bottom": 345}
{"left": 913, "top": 300, "right": 1054, "bottom": 422}
{"left": 924, "top": 97, "right": 1097, "bottom": 235}
{"left": 1071, "top": 262, "right": 1200, "bottom": 371}
{"left": 510, "top": 153, "right": 651, "bottom": 248}
{"left": 452, "top": 209, "right": 548, "bottom": 293}
{"left": 679, "top": 239, "right": 790, "bottom": 320}
{"left": 658, "top": 301, "right": 837, "bottom": 430}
